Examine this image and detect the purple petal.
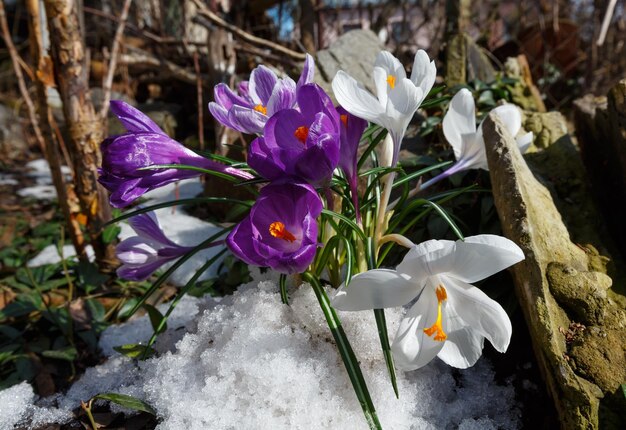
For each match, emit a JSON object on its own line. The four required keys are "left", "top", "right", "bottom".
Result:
{"left": 267, "top": 78, "right": 297, "bottom": 116}
{"left": 213, "top": 83, "right": 252, "bottom": 109}
{"left": 228, "top": 105, "right": 267, "bottom": 134}
{"left": 109, "top": 100, "right": 164, "bottom": 134}
{"left": 297, "top": 84, "right": 339, "bottom": 128}
{"left": 208, "top": 102, "right": 238, "bottom": 130}
{"left": 337, "top": 106, "right": 367, "bottom": 178}
{"left": 249, "top": 65, "right": 278, "bottom": 106}
{"left": 117, "top": 257, "right": 172, "bottom": 281}
{"left": 226, "top": 218, "right": 266, "bottom": 267}
{"left": 296, "top": 132, "right": 340, "bottom": 186}
{"left": 238, "top": 81, "right": 250, "bottom": 98}
{"left": 266, "top": 109, "right": 308, "bottom": 151}
{"left": 128, "top": 212, "right": 179, "bottom": 247}
{"left": 297, "top": 54, "right": 315, "bottom": 90}
{"left": 248, "top": 137, "right": 286, "bottom": 180}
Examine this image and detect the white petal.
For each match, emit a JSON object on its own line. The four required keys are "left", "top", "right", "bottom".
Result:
{"left": 332, "top": 71, "right": 385, "bottom": 124}
{"left": 437, "top": 304, "right": 485, "bottom": 368}
{"left": 397, "top": 239, "right": 455, "bottom": 284}
{"left": 490, "top": 104, "right": 521, "bottom": 137}
{"left": 443, "top": 89, "right": 477, "bottom": 159}
{"left": 516, "top": 131, "right": 533, "bottom": 154}
{"left": 410, "top": 50, "right": 436, "bottom": 105}
{"left": 448, "top": 234, "right": 525, "bottom": 283}
{"left": 391, "top": 284, "right": 446, "bottom": 370}
{"left": 373, "top": 66, "right": 389, "bottom": 106}
{"left": 387, "top": 78, "right": 421, "bottom": 116}
{"left": 375, "top": 50, "right": 406, "bottom": 79}
{"left": 461, "top": 131, "right": 488, "bottom": 170}
{"left": 331, "top": 269, "right": 418, "bottom": 311}
{"left": 443, "top": 276, "right": 513, "bottom": 353}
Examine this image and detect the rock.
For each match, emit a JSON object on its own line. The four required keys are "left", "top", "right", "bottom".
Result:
{"left": 483, "top": 114, "right": 626, "bottom": 430}
{"left": 445, "top": 33, "right": 496, "bottom": 87}
{"left": 314, "top": 30, "right": 383, "bottom": 97}
{"left": 524, "top": 111, "right": 567, "bottom": 149}
{"left": 504, "top": 55, "right": 546, "bottom": 113}
{"left": 546, "top": 263, "right": 612, "bottom": 326}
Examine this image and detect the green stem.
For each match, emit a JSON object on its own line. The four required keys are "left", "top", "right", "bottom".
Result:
{"left": 279, "top": 274, "right": 289, "bottom": 305}
{"left": 302, "top": 272, "right": 382, "bottom": 430}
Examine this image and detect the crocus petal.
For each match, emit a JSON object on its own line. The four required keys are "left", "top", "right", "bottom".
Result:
{"left": 331, "top": 269, "right": 418, "bottom": 311}
{"left": 297, "top": 53, "right": 315, "bottom": 90}
{"left": 397, "top": 239, "right": 456, "bottom": 285}
{"left": 391, "top": 285, "right": 446, "bottom": 370}
{"left": 459, "top": 132, "right": 488, "bottom": 170}
{"left": 228, "top": 105, "right": 266, "bottom": 134}
{"left": 373, "top": 66, "right": 389, "bottom": 106}
{"left": 442, "top": 275, "right": 513, "bottom": 353}
{"left": 490, "top": 104, "right": 521, "bottom": 137}
{"left": 110, "top": 100, "right": 164, "bottom": 134}
{"left": 375, "top": 50, "right": 406, "bottom": 79}
{"left": 127, "top": 211, "right": 178, "bottom": 247}
{"left": 249, "top": 65, "right": 278, "bottom": 105}
{"left": 387, "top": 78, "right": 421, "bottom": 117}
{"left": 447, "top": 234, "right": 524, "bottom": 283}
{"left": 443, "top": 89, "right": 477, "bottom": 159}
{"left": 297, "top": 84, "right": 339, "bottom": 127}
{"left": 436, "top": 304, "right": 485, "bottom": 368}
{"left": 410, "top": 50, "right": 436, "bottom": 105}
{"left": 208, "top": 102, "right": 237, "bottom": 131}
{"left": 213, "top": 83, "right": 252, "bottom": 109}
{"left": 332, "top": 71, "right": 385, "bottom": 124}
{"left": 516, "top": 131, "right": 534, "bottom": 154}
{"left": 267, "top": 77, "right": 297, "bottom": 115}
{"left": 117, "top": 258, "right": 171, "bottom": 282}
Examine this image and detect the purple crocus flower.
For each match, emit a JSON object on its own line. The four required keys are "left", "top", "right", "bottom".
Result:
{"left": 247, "top": 83, "right": 341, "bottom": 187}
{"left": 99, "top": 101, "right": 252, "bottom": 208}
{"left": 226, "top": 181, "right": 322, "bottom": 274}
{"left": 116, "top": 211, "right": 194, "bottom": 281}
{"left": 337, "top": 106, "right": 367, "bottom": 221}
{"left": 209, "top": 54, "right": 314, "bottom": 135}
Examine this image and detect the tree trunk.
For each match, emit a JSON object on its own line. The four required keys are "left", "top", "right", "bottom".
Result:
{"left": 24, "top": 0, "right": 87, "bottom": 261}
{"left": 43, "top": 0, "right": 117, "bottom": 270}
{"left": 299, "top": 0, "right": 316, "bottom": 53}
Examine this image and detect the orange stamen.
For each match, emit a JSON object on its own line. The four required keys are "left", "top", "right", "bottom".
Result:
{"left": 340, "top": 114, "right": 348, "bottom": 127}
{"left": 386, "top": 75, "right": 396, "bottom": 89}
{"left": 423, "top": 285, "right": 448, "bottom": 342}
{"left": 269, "top": 221, "right": 296, "bottom": 242}
{"left": 294, "top": 126, "right": 309, "bottom": 144}
{"left": 254, "top": 104, "right": 267, "bottom": 115}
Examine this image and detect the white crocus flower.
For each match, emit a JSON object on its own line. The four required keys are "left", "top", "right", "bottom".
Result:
{"left": 331, "top": 234, "right": 524, "bottom": 370}
{"left": 332, "top": 50, "right": 436, "bottom": 165}
{"left": 421, "top": 89, "right": 533, "bottom": 190}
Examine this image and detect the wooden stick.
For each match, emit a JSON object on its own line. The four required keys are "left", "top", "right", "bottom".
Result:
{"left": 597, "top": 0, "right": 617, "bottom": 47}
{"left": 100, "top": 0, "right": 132, "bottom": 119}
{"left": 193, "top": 51, "right": 205, "bottom": 151}
{"left": 190, "top": 0, "right": 307, "bottom": 61}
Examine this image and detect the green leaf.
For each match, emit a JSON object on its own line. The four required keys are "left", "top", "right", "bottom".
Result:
{"left": 144, "top": 304, "right": 167, "bottom": 335}
{"left": 374, "top": 309, "right": 398, "bottom": 398}
{"left": 303, "top": 273, "right": 381, "bottom": 430}
{"left": 76, "top": 261, "right": 109, "bottom": 293}
{"left": 279, "top": 274, "right": 289, "bottom": 305}
{"left": 42, "top": 346, "right": 77, "bottom": 361}
{"left": 93, "top": 393, "right": 156, "bottom": 415}
{"left": 102, "top": 224, "right": 121, "bottom": 244}
{"left": 113, "top": 344, "right": 155, "bottom": 359}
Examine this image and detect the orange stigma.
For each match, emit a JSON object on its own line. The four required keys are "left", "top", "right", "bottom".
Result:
{"left": 423, "top": 285, "right": 448, "bottom": 342}
{"left": 254, "top": 104, "right": 267, "bottom": 115}
{"left": 294, "top": 126, "right": 309, "bottom": 144}
{"left": 386, "top": 75, "right": 396, "bottom": 89}
{"left": 269, "top": 221, "right": 296, "bottom": 242}
{"left": 340, "top": 114, "right": 348, "bottom": 127}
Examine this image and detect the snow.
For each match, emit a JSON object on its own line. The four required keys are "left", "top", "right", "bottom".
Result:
{"left": 0, "top": 382, "right": 70, "bottom": 430}
{"left": 0, "top": 173, "right": 17, "bottom": 186}
{"left": 1, "top": 271, "right": 521, "bottom": 429}
{"left": 25, "top": 170, "right": 225, "bottom": 285}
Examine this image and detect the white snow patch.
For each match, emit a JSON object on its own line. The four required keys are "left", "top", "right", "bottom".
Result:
{"left": 0, "top": 173, "right": 17, "bottom": 185}
{"left": 26, "top": 177, "right": 224, "bottom": 286}
{"left": 17, "top": 184, "right": 58, "bottom": 200}
{"left": 2, "top": 278, "right": 520, "bottom": 429}
{"left": 25, "top": 159, "right": 72, "bottom": 185}
{"left": 0, "top": 382, "right": 70, "bottom": 430}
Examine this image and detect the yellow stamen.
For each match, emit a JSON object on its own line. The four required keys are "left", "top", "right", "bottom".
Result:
{"left": 294, "top": 126, "right": 309, "bottom": 144}
{"left": 269, "top": 221, "right": 296, "bottom": 242}
{"left": 340, "top": 114, "right": 348, "bottom": 127}
{"left": 254, "top": 104, "right": 267, "bottom": 115}
{"left": 386, "top": 75, "right": 396, "bottom": 89}
{"left": 423, "top": 285, "right": 448, "bottom": 342}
